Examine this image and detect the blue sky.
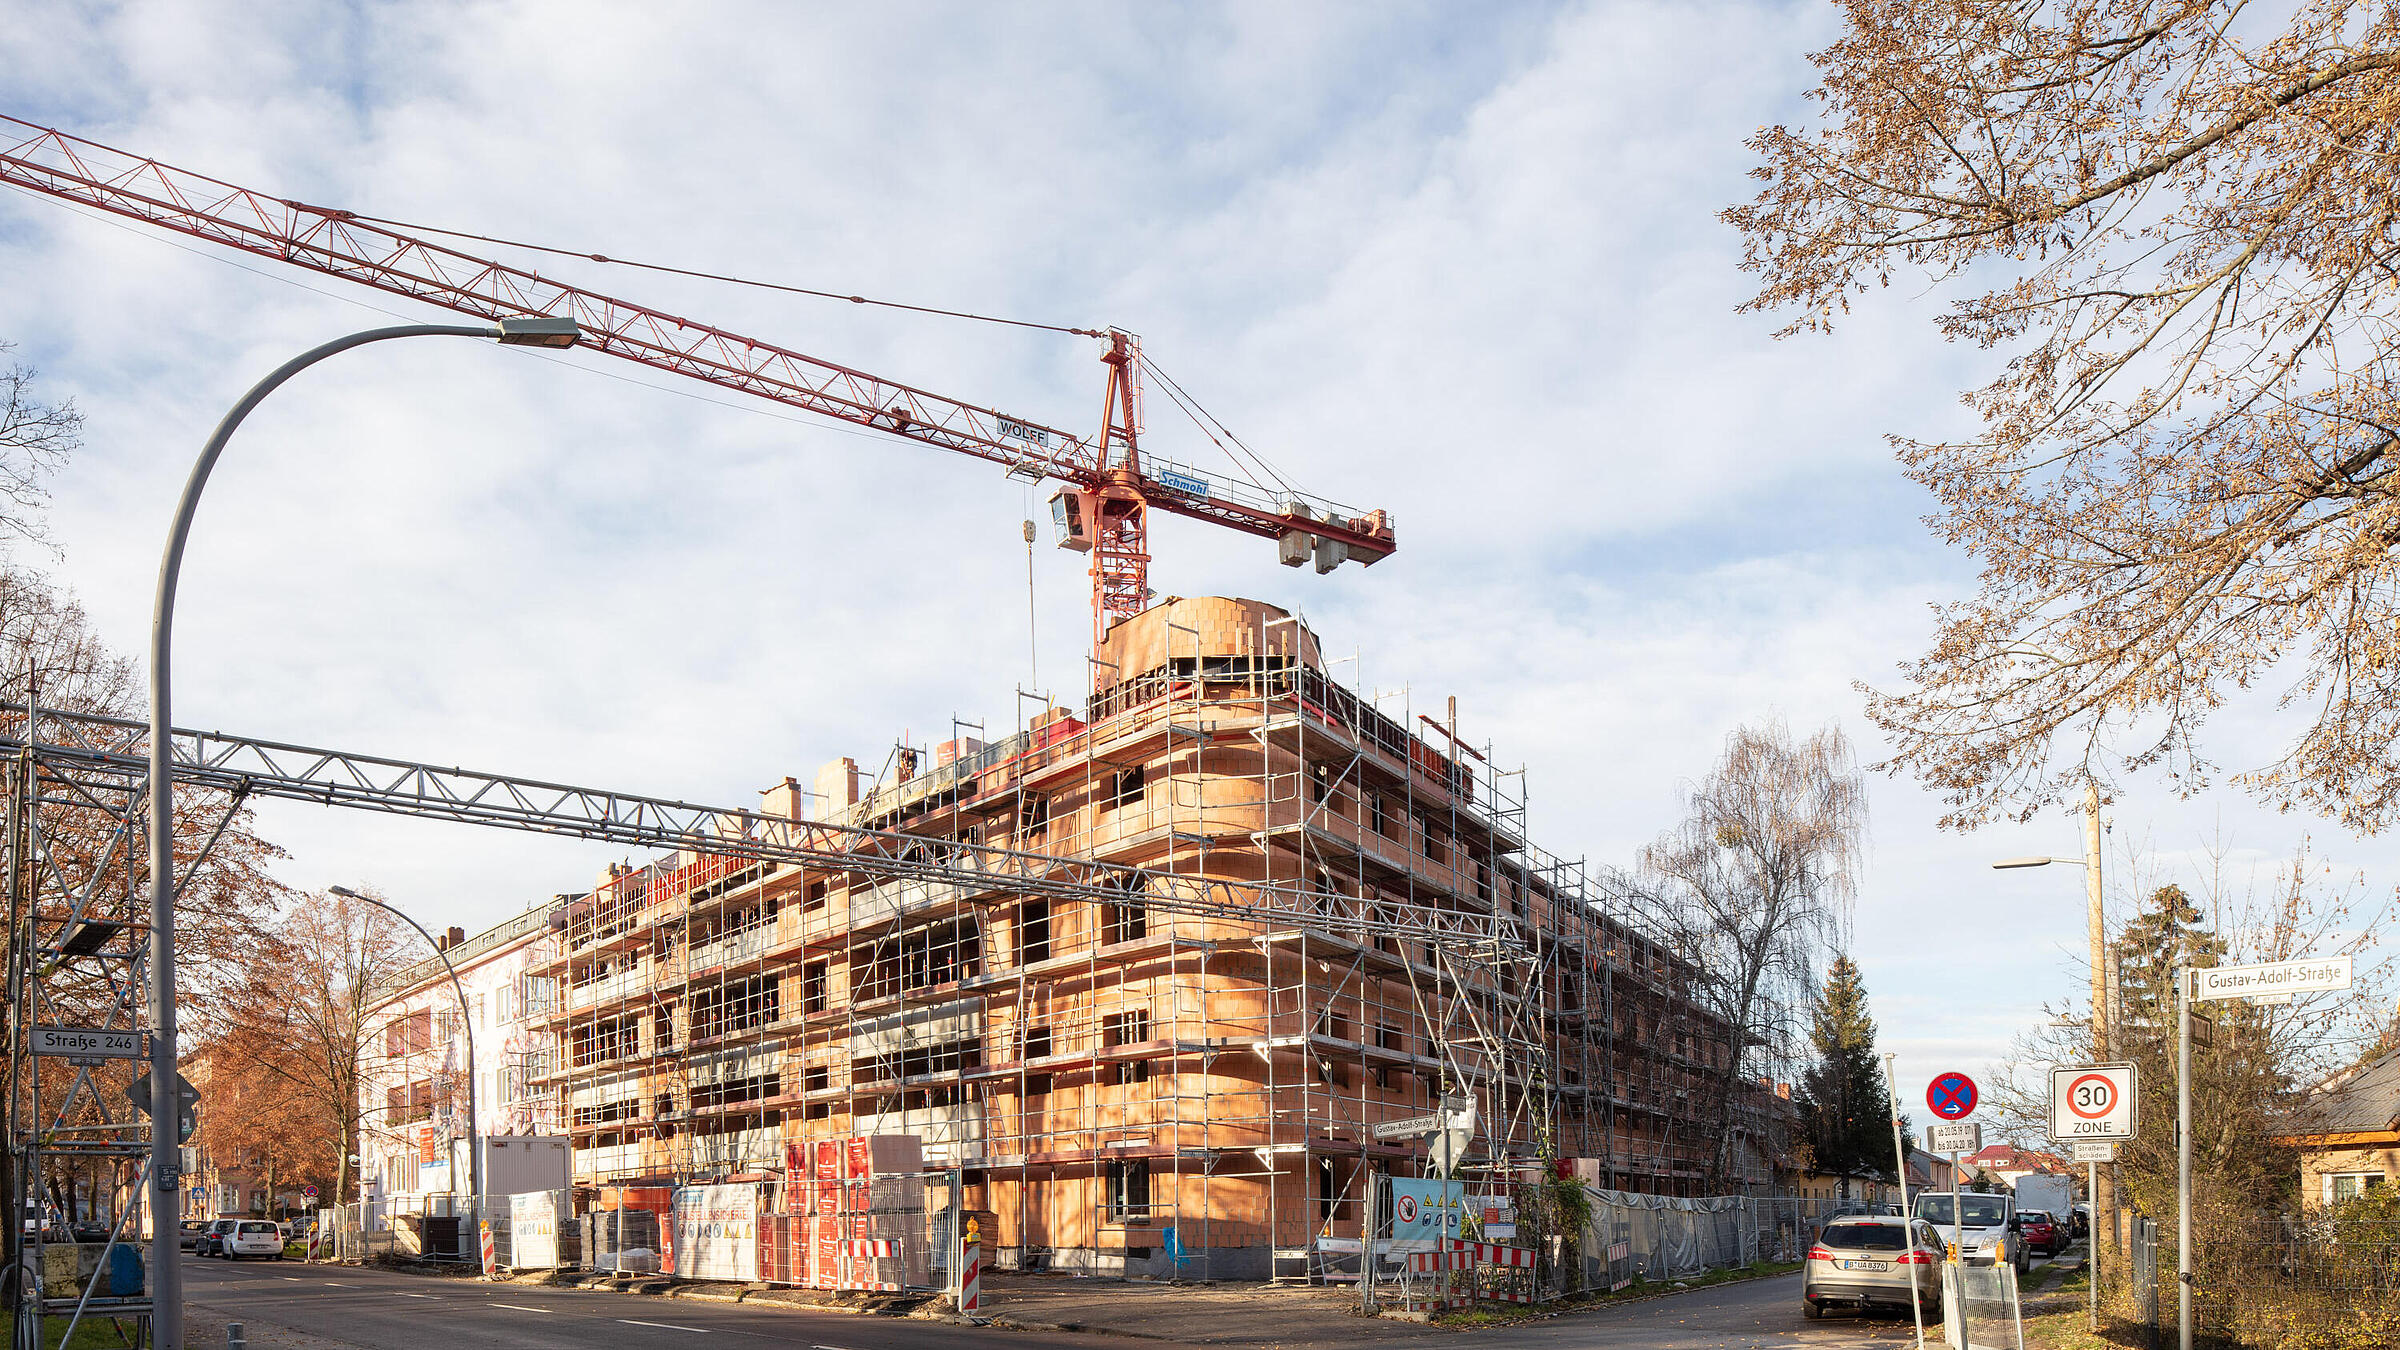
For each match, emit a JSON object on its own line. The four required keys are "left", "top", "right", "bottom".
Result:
{"left": 3, "top": 0, "right": 2390, "bottom": 1135}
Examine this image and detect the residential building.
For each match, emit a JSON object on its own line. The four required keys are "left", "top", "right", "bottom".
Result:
{"left": 365, "top": 597, "right": 1774, "bottom": 1277}
{"left": 356, "top": 899, "right": 563, "bottom": 1214}
{"left": 2276, "top": 1045, "right": 2400, "bottom": 1208}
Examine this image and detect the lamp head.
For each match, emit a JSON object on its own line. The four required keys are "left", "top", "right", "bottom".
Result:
{"left": 496, "top": 315, "right": 582, "bottom": 348}
{"left": 1991, "top": 857, "right": 2055, "bottom": 870}
{"left": 328, "top": 885, "right": 363, "bottom": 899}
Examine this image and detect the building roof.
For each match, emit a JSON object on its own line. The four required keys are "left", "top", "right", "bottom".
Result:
{"left": 1962, "top": 1144, "right": 2066, "bottom": 1174}
{"left": 2285, "top": 1045, "right": 2400, "bottom": 1141}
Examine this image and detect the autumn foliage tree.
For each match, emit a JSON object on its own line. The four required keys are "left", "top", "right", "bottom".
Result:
{"left": 1728, "top": 2, "right": 2400, "bottom": 829}
{"left": 198, "top": 888, "right": 415, "bottom": 1207}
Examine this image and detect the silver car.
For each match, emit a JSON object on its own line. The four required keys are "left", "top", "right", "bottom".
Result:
{"left": 1803, "top": 1216, "right": 1944, "bottom": 1320}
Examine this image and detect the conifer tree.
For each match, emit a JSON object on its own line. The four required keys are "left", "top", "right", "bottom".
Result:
{"left": 1799, "top": 955, "right": 1891, "bottom": 1182}
{"left": 2113, "top": 885, "right": 2293, "bottom": 1216}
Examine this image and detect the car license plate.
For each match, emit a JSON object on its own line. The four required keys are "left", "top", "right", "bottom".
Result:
{"left": 1841, "top": 1259, "right": 1890, "bottom": 1271}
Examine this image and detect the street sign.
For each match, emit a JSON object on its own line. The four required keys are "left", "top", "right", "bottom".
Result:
{"left": 302, "top": 1185, "right": 320, "bottom": 1200}
{"left": 2049, "top": 1062, "right": 2138, "bottom": 1141}
{"left": 32, "top": 1026, "right": 140, "bottom": 1063}
{"left": 1927, "top": 1071, "right": 1979, "bottom": 1120}
{"left": 128, "top": 1070, "right": 201, "bottom": 1145}
{"left": 1927, "top": 1122, "right": 1982, "bottom": 1154}
{"left": 1370, "top": 1113, "right": 1444, "bottom": 1140}
{"left": 2192, "top": 955, "right": 2352, "bottom": 1003}
{"left": 2070, "top": 1140, "right": 2117, "bottom": 1163}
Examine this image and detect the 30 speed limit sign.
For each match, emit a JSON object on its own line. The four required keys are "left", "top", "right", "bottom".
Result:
{"left": 2049, "top": 1062, "right": 2138, "bottom": 1141}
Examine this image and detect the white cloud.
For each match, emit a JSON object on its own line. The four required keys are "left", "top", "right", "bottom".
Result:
{"left": 2, "top": 0, "right": 2391, "bottom": 1099}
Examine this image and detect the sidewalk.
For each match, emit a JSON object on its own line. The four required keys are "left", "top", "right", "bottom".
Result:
{"left": 980, "top": 1271, "right": 1446, "bottom": 1346}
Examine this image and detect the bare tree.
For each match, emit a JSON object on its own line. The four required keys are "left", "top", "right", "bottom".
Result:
{"left": 1637, "top": 720, "right": 1868, "bottom": 1190}
{"left": 0, "top": 340, "right": 77, "bottom": 552}
{"left": 1727, "top": 2, "right": 2400, "bottom": 830}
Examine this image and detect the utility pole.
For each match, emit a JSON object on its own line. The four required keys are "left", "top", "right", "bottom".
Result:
{"left": 2083, "top": 779, "right": 2115, "bottom": 1303}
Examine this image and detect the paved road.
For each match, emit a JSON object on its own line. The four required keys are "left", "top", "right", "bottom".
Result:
{"left": 179, "top": 1254, "right": 1122, "bottom": 1350}
{"left": 1457, "top": 1272, "right": 1929, "bottom": 1349}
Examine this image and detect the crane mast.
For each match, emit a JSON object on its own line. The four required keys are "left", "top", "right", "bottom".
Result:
{"left": 0, "top": 116, "right": 1396, "bottom": 650}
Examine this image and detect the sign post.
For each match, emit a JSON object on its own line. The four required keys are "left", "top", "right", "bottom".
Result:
{"left": 1928, "top": 1070, "right": 1979, "bottom": 1350}
{"left": 1885, "top": 1053, "right": 1927, "bottom": 1350}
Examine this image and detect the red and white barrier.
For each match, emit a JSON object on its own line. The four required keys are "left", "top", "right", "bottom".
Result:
{"left": 479, "top": 1221, "right": 496, "bottom": 1277}
{"left": 961, "top": 1238, "right": 981, "bottom": 1316}
{"left": 1446, "top": 1238, "right": 1537, "bottom": 1268}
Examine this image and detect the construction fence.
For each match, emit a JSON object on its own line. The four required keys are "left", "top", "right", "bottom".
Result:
{"left": 307, "top": 1170, "right": 962, "bottom": 1299}
{"left": 1366, "top": 1180, "right": 1848, "bottom": 1313}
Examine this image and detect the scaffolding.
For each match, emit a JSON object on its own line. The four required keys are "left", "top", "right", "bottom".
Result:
{"left": 2, "top": 691, "right": 179, "bottom": 1347}
{"left": 0, "top": 596, "right": 1781, "bottom": 1296}
{"left": 528, "top": 598, "right": 1779, "bottom": 1281}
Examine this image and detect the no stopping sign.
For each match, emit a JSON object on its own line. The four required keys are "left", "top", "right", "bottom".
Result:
{"left": 2049, "top": 1062, "right": 2138, "bottom": 1141}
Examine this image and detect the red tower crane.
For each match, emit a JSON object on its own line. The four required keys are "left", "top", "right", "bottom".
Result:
{"left": 0, "top": 117, "right": 1395, "bottom": 649}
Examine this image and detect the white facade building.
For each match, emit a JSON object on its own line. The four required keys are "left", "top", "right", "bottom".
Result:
{"left": 357, "top": 898, "right": 564, "bottom": 1211}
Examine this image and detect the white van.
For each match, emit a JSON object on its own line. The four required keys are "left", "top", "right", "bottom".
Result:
{"left": 1912, "top": 1191, "right": 2024, "bottom": 1275}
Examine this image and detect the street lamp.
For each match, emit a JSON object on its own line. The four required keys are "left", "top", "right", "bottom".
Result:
{"left": 146, "top": 316, "right": 578, "bottom": 1349}
{"left": 328, "top": 887, "right": 481, "bottom": 1225}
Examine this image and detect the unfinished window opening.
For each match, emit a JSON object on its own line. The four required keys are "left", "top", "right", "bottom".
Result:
{"left": 1310, "top": 761, "right": 1334, "bottom": 805}
{"left": 1369, "top": 793, "right": 1392, "bottom": 838}
{"left": 1024, "top": 1024, "right": 1053, "bottom": 1061}
{"left": 1104, "top": 878, "right": 1149, "bottom": 945}
{"left": 803, "top": 962, "right": 829, "bottom": 1013}
{"left": 691, "top": 1073, "right": 780, "bottom": 1110}
{"left": 1107, "top": 1159, "right": 1151, "bottom": 1221}
{"left": 1019, "top": 792, "right": 1050, "bottom": 839}
{"left": 1023, "top": 1073, "right": 1052, "bottom": 1099}
{"left": 1107, "top": 1010, "right": 1153, "bottom": 1085}
{"left": 1316, "top": 1157, "right": 1340, "bottom": 1227}
{"left": 691, "top": 975, "right": 779, "bottom": 1041}
{"left": 572, "top": 1015, "right": 643, "bottom": 1067}
{"left": 804, "top": 1066, "right": 830, "bottom": 1093}
{"left": 1111, "top": 763, "right": 1146, "bottom": 809}
{"left": 805, "top": 879, "right": 829, "bottom": 911}
{"left": 1019, "top": 899, "right": 1052, "bottom": 965}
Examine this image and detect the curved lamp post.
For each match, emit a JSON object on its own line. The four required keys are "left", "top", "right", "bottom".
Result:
{"left": 147, "top": 317, "right": 578, "bottom": 1348}
{"left": 328, "top": 886, "right": 480, "bottom": 1226}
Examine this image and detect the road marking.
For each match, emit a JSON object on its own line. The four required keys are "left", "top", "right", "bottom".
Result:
{"left": 490, "top": 1303, "right": 554, "bottom": 1313}
{"left": 399, "top": 1292, "right": 441, "bottom": 1299}
{"left": 280, "top": 1277, "right": 303, "bottom": 1282}
{"left": 321, "top": 1281, "right": 351, "bottom": 1286}
{"left": 621, "top": 1320, "right": 712, "bottom": 1333}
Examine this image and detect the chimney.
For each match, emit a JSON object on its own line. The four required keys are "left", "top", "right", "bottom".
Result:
{"left": 761, "top": 775, "right": 809, "bottom": 822}
{"left": 443, "top": 925, "right": 466, "bottom": 952}
{"left": 814, "top": 757, "right": 861, "bottom": 810}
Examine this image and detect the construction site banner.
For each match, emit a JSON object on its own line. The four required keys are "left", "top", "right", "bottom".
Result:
{"left": 509, "top": 1191, "right": 563, "bottom": 1269}
{"left": 673, "top": 1184, "right": 760, "bottom": 1282}
{"left": 1387, "top": 1178, "right": 1466, "bottom": 1249}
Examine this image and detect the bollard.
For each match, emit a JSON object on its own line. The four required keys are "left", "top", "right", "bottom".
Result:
{"left": 227, "top": 1321, "right": 245, "bottom": 1350}
{"left": 959, "top": 1216, "right": 983, "bottom": 1322}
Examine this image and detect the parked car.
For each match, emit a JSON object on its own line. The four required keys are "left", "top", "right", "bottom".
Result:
{"left": 2070, "top": 1204, "right": 2091, "bottom": 1238}
{"left": 2018, "top": 1209, "right": 2065, "bottom": 1258}
{"left": 194, "top": 1218, "right": 237, "bottom": 1257}
{"left": 178, "top": 1220, "right": 209, "bottom": 1251}
{"left": 223, "top": 1220, "right": 283, "bottom": 1260}
{"left": 1913, "top": 1192, "right": 2026, "bottom": 1275}
{"left": 1803, "top": 1215, "right": 1944, "bottom": 1320}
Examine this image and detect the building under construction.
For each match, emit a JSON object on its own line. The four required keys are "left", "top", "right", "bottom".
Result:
{"left": 367, "top": 597, "right": 1774, "bottom": 1279}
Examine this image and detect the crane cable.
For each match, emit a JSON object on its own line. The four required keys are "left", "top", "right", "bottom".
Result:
{"left": 335, "top": 209, "right": 1109, "bottom": 339}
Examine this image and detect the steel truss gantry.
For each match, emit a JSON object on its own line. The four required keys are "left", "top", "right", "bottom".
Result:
{"left": 0, "top": 703, "right": 1567, "bottom": 956}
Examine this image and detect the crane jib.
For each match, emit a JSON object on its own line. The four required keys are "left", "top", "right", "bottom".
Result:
{"left": 0, "top": 114, "right": 1397, "bottom": 627}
